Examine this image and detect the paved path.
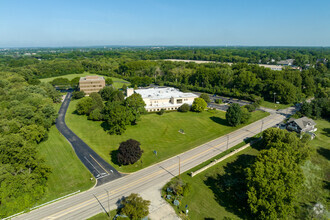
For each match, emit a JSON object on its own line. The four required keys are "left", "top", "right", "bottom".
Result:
{"left": 13, "top": 105, "right": 296, "bottom": 220}
{"left": 56, "top": 92, "right": 121, "bottom": 186}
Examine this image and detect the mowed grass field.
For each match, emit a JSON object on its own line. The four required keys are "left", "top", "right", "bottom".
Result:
{"left": 66, "top": 100, "right": 269, "bottom": 173}
{"left": 37, "top": 126, "right": 95, "bottom": 204}
{"left": 39, "top": 72, "right": 130, "bottom": 89}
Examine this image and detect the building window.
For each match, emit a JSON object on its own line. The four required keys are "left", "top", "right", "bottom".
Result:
{"left": 177, "top": 99, "right": 182, "bottom": 104}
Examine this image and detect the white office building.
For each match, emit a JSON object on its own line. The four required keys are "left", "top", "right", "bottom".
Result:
{"left": 127, "top": 87, "right": 198, "bottom": 112}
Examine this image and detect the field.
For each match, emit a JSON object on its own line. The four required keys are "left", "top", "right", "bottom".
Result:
{"left": 164, "top": 146, "right": 259, "bottom": 220}
{"left": 260, "top": 100, "right": 292, "bottom": 110}
{"left": 65, "top": 100, "right": 269, "bottom": 173}
{"left": 163, "top": 119, "right": 330, "bottom": 219}
{"left": 37, "top": 126, "right": 95, "bottom": 205}
{"left": 39, "top": 72, "right": 130, "bottom": 89}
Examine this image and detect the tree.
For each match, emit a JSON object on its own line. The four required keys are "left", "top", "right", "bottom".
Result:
{"left": 89, "top": 92, "right": 104, "bottom": 113}
{"left": 120, "top": 193, "right": 150, "bottom": 220}
{"left": 246, "top": 148, "right": 304, "bottom": 219}
{"left": 72, "top": 91, "right": 85, "bottom": 99}
{"left": 117, "top": 139, "right": 143, "bottom": 165}
{"left": 191, "top": 98, "right": 207, "bottom": 112}
{"left": 199, "top": 93, "right": 211, "bottom": 103}
{"left": 240, "top": 107, "right": 251, "bottom": 124}
{"left": 124, "top": 93, "right": 146, "bottom": 124}
{"left": 226, "top": 103, "right": 242, "bottom": 126}
{"left": 88, "top": 108, "right": 103, "bottom": 121}
{"left": 75, "top": 97, "right": 93, "bottom": 115}
{"left": 103, "top": 102, "right": 133, "bottom": 135}
{"left": 105, "top": 77, "right": 113, "bottom": 85}
{"left": 178, "top": 103, "right": 190, "bottom": 112}
{"left": 99, "top": 86, "right": 115, "bottom": 101}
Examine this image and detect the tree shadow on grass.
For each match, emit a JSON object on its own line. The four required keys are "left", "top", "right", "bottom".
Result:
{"left": 321, "top": 127, "right": 330, "bottom": 137}
{"left": 317, "top": 147, "right": 330, "bottom": 161}
{"left": 110, "top": 150, "right": 121, "bottom": 166}
{"left": 210, "top": 116, "right": 229, "bottom": 126}
{"left": 204, "top": 154, "right": 256, "bottom": 220}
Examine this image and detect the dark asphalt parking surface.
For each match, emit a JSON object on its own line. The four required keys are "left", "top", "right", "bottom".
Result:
{"left": 56, "top": 92, "right": 122, "bottom": 186}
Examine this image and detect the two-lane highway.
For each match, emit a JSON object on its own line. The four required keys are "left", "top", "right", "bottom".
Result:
{"left": 14, "top": 108, "right": 292, "bottom": 220}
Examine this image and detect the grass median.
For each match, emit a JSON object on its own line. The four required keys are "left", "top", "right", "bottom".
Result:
{"left": 66, "top": 100, "right": 269, "bottom": 173}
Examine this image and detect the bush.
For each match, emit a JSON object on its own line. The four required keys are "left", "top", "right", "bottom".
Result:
{"left": 178, "top": 103, "right": 190, "bottom": 112}
{"left": 240, "top": 107, "right": 251, "bottom": 124}
{"left": 88, "top": 108, "right": 103, "bottom": 121}
{"left": 191, "top": 98, "right": 207, "bottom": 112}
{"left": 245, "top": 103, "right": 256, "bottom": 112}
{"left": 72, "top": 91, "right": 85, "bottom": 99}
{"left": 158, "top": 108, "right": 165, "bottom": 115}
{"left": 117, "top": 139, "right": 143, "bottom": 165}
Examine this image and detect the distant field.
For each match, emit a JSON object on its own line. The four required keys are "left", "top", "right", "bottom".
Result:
{"left": 37, "top": 126, "right": 95, "bottom": 205}
{"left": 66, "top": 100, "right": 269, "bottom": 173}
{"left": 39, "top": 72, "right": 130, "bottom": 89}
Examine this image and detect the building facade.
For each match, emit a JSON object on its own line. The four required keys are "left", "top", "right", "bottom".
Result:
{"left": 127, "top": 87, "right": 198, "bottom": 112}
{"left": 79, "top": 76, "right": 105, "bottom": 95}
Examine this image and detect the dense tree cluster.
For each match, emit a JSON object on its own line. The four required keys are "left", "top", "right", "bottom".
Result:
{"left": 0, "top": 72, "right": 59, "bottom": 217}
{"left": 75, "top": 87, "right": 146, "bottom": 135}
{"left": 246, "top": 128, "right": 311, "bottom": 219}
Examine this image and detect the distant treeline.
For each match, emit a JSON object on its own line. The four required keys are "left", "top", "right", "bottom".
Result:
{"left": 0, "top": 47, "right": 329, "bottom": 105}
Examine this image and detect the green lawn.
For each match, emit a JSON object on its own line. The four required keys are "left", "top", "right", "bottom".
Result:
{"left": 37, "top": 126, "right": 95, "bottom": 205}
{"left": 39, "top": 72, "right": 130, "bottom": 89}
{"left": 260, "top": 100, "right": 292, "bottom": 110}
{"left": 87, "top": 210, "right": 117, "bottom": 220}
{"left": 66, "top": 100, "right": 269, "bottom": 173}
{"left": 165, "top": 146, "right": 259, "bottom": 220}
{"left": 296, "top": 119, "right": 330, "bottom": 217}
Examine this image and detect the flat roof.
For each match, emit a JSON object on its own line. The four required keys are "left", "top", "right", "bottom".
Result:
{"left": 79, "top": 76, "right": 105, "bottom": 82}
{"left": 135, "top": 87, "right": 198, "bottom": 100}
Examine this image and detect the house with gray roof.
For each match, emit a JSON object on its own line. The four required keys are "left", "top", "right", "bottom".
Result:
{"left": 287, "top": 117, "right": 317, "bottom": 133}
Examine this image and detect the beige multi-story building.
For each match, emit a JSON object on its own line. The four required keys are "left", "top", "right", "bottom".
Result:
{"left": 127, "top": 87, "right": 198, "bottom": 112}
{"left": 79, "top": 76, "right": 105, "bottom": 95}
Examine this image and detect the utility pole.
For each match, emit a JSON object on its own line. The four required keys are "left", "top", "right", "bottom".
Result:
{"left": 273, "top": 92, "right": 276, "bottom": 104}
{"left": 105, "top": 189, "right": 110, "bottom": 219}
{"left": 226, "top": 135, "right": 229, "bottom": 150}
{"left": 260, "top": 120, "right": 264, "bottom": 133}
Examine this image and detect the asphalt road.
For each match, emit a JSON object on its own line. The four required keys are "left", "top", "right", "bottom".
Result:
{"left": 13, "top": 106, "right": 296, "bottom": 220}
{"left": 55, "top": 92, "right": 121, "bottom": 186}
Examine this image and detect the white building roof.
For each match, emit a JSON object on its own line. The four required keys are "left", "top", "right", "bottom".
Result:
{"left": 135, "top": 87, "right": 198, "bottom": 100}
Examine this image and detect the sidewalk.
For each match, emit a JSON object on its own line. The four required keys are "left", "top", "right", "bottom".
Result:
{"left": 140, "top": 182, "right": 180, "bottom": 220}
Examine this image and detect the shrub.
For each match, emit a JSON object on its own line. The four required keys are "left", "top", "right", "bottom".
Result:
{"left": 158, "top": 109, "right": 165, "bottom": 115}
{"left": 117, "top": 139, "right": 143, "bottom": 165}
{"left": 178, "top": 103, "right": 190, "bottom": 112}
{"left": 72, "top": 91, "right": 85, "bottom": 99}
{"left": 191, "top": 98, "right": 207, "bottom": 112}
{"left": 226, "top": 103, "right": 242, "bottom": 126}
{"left": 245, "top": 104, "right": 256, "bottom": 112}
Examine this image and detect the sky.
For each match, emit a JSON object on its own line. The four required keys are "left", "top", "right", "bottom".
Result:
{"left": 0, "top": 0, "right": 329, "bottom": 47}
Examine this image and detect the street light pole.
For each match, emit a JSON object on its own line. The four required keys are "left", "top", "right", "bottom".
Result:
{"left": 226, "top": 135, "right": 229, "bottom": 150}
{"left": 105, "top": 189, "right": 110, "bottom": 219}
{"left": 260, "top": 120, "right": 264, "bottom": 133}
{"left": 273, "top": 92, "right": 276, "bottom": 104}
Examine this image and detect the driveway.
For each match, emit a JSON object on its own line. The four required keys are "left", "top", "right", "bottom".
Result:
{"left": 56, "top": 92, "right": 121, "bottom": 186}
